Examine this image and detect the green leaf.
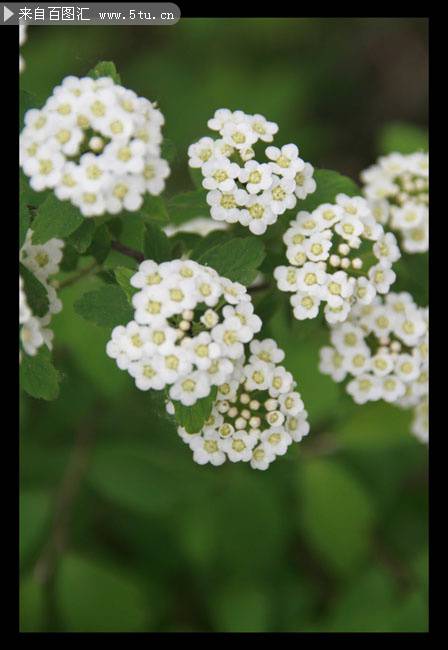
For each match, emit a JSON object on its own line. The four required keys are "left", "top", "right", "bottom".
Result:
{"left": 86, "top": 224, "right": 111, "bottom": 264}
{"left": 379, "top": 122, "right": 428, "bottom": 155}
{"left": 59, "top": 243, "right": 79, "bottom": 272}
{"left": 20, "top": 347, "right": 61, "bottom": 401}
{"left": 173, "top": 386, "right": 217, "bottom": 433}
{"left": 167, "top": 189, "right": 208, "bottom": 225}
{"left": 143, "top": 222, "right": 172, "bottom": 262}
{"left": 19, "top": 263, "right": 49, "bottom": 318}
{"left": 197, "top": 237, "right": 266, "bottom": 285}
{"left": 31, "top": 194, "right": 84, "bottom": 245}
{"left": 74, "top": 285, "right": 133, "bottom": 327}
{"left": 67, "top": 220, "right": 96, "bottom": 253}
{"left": 189, "top": 166, "right": 204, "bottom": 190}
{"left": 20, "top": 203, "right": 31, "bottom": 250}
{"left": 169, "top": 232, "right": 203, "bottom": 257}
{"left": 298, "top": 458, "right": 376, "bottom": 577}
{"left": 114, "top": 266, "right": 138, "bottom": 303}
{"left": 56, "top": 554, "right": 148, "bottom": 632}
{"left": 190, "top": 229, "right": 233, "bottom": 260}
{"left": 297, "top": 169, "right": 360, "bottom": 213}
{"left": 88, "top": 444, "right": 181, "bottom": 516}
{"left": 139, "top": 194, "right": 169, "bottom": 223}
{"left": 87, "top": 60, "right": 121, "bottom": 84}
{"left": 20, "top": 490, "right": 52, "bottom": 564}
{"left": 20, "top": 170, "right": 49, "bottom": 209}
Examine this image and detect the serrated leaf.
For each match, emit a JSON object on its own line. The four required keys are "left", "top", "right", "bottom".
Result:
{"left": 74, "top": 285, "right": 133, "bottom": 327}
{"left": 56, "top": 554, "right": 147, "bottom": 632}
{"left": 31, "top": 194, "right": 84, "bottom": 245}
{"left": 167, "top": 189, "right": 208, "bottom": 225}
{"left": 190, "top": 230, "right": 233, "bottom": 260}
{"left": 67, "top": 220, "right": 95, "bottom": 253}
{"left": 60, "top": 243, "right": 80, "bottom": 272}
{"left": 298, "top": 458, "right": 376, "bottom": 576}
{"left": 143, "top": 222, "right": 172, "bottom": 262}
{"left": 173, "top": 386, "right": 217, "bottom": 433}
{"left": 114, "top": 266, "right": 138, "bottom": 303}
{"left": 169, "top": 232, "right": 203, "bottom": 257}
{"left": 87, "top": 60, "right": 121, "bottom": 84}
{"left": 197, "top": 237, "right": 266, "bottom": 285}
{"left": 139, "top": 194, "right": 169, "bottom": 223}
{"left": 19, "top": 263, "right": 49, "bottom": 318}
{"left": 379, "top": 122, "right": 428, "bottom": 155}
{"left": 20, "top": 347, "right": 61, "bottom": 401}
{"left": 297, "top": 169, "right": 360, "bottom": 213}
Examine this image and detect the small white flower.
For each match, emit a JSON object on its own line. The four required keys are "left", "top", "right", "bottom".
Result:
{"left": 169, "top": 371, "right": 211, "bottom": 406}
{"left": 368, "top": 263, "right": 396, "bottom": 294}
{"left": 319, "top": 346, "right": 347, "bottom": 382}
{"left": 238, "top": 194, "right": 277, "bottom": 235}
{"left": 265, "top": 143, "right": 304, "bottom": 178}
{"left": 291, "top": 292, "right": 321, "bottom": 320}
{"left": 202, "top": 157, "right": 240, "bottom": 192}
{"left": 294, "top": 163, "right": 316, "bottom": 200}
{"left": 347, "top": 374, "right": 382, "bottom": 404}
{"left": 238, "top": 161, "right": 273, "bottom": 194}
{"left": 190, "top": 433, "right": 226, "bottom": 466}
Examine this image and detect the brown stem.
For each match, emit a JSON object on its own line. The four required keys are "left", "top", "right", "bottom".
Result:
{"left": 57, "top": 261, "right": 98, "bottom": 289}
{"left": 111, "top": 239, "right": 144, "bottom": 263}
{"left": 33, "top": 422, "right": 95, "bottom": 587}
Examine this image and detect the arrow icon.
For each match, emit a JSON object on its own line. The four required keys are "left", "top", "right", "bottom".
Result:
{"left": 4, "top": 6, "right": 14, "bottom": 22}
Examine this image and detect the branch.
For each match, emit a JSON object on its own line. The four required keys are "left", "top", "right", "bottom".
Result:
{"left": 111, "top": 239, "right": 145, "bottom": 263}
{"left": 57, "top": 261, "right": 98, "bottom": 289}
{"left": 33, "top": 421, "right": 95, "bottom": 587}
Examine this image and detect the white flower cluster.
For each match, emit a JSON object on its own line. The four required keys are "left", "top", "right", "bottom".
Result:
{"left": 20, "top": 25, "right": 27, "bottom": 74}
{"left": 20, "top": 75, "right": 170, "bottom": 217}
{"left": 19, "top": 229, "right": 64, "bottom": 358}
{"left": 188, "top": 108, "right": 316, "bottom": 235}
{"left": 170, "top": 338, "right": 310, "bottom": 470}
{"left": 106, "top": 259, "right": 262, "bottom": 406}
{"left": 319, "top": 292, "right": 428, "bottom": 442}
{"left": 361, "top": 152, "right": 429, "bottom": 254}
{"left": 274, "top": 193, "right": 401, "bottom": 324}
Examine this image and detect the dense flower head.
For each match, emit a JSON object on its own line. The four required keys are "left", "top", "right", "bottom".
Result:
{"left": 19, "top": 229, "right": 64, "bottom": 358}
{"left": 170, "top": 338, "right": 310, "bottom": 470}
{"left": 274, "top": 193, "right": 401, "bottom": 325}
{"left": 188, "top": 108, "right": 316, "bottom": 235}
{"left": 319, "top": 292, "right": 428, "bottom": 442}
{"left": 361, "top": 152, "right": 429, "bottom": 254}
{"left": 106, "top": 259, "right": 262, "bottom": 406}
{"left": 20, "top": 75, "right": 170, "bottom": 217}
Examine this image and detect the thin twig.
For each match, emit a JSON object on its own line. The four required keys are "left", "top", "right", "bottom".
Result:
{"left": 33, "top": 422, "right": 94, "bottom": 587}
{"left": 111, "top": 239, "right": 144, "bottom": 263}
{"left": 57, "top": 261, "right": 98, "bottom": 289}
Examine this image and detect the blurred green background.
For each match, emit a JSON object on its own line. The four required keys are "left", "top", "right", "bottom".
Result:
{"left": 20, "top": 18, "right": 428, "bottom": 632}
